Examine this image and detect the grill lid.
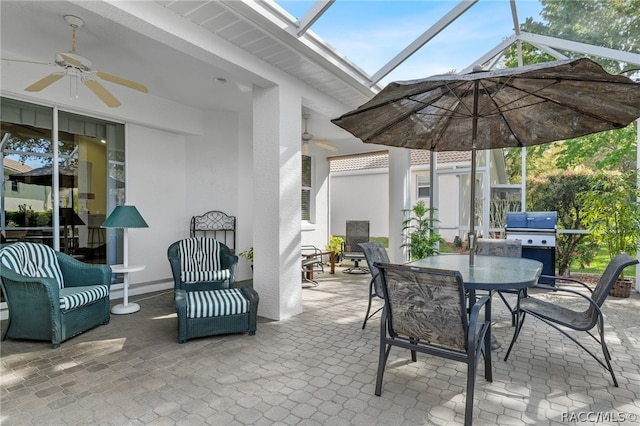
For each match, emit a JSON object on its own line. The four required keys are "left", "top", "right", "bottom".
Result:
{"left": 506, "top": 211, "right": 557, "bottom": 230}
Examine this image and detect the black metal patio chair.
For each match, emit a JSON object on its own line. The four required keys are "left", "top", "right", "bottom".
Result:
{"left": 301, "top": 245, "right": 325, "bottom": 286}
{"left": 341, "top": 220, "right": 369, "bottom": 274}
{"left": 375, "top": 263, "right": 492, "bottom": 426}
{"left": 358, "top": 242, "right": 389, "bottom": 329}
{"left": 476, "top": 238, "right": 522, "bottom": 325}
{"left": 504, "top": 252, "right": 638, "bottom": 387}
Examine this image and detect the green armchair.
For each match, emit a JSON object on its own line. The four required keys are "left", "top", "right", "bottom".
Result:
{"left": 0, "top": 242, "right": 112, "bottom": 348}
{"left": 167, "top": 237, "right": 258, "bottom": 343}
{"left": 167, "top": 237, "right": 238, "bottom": 291}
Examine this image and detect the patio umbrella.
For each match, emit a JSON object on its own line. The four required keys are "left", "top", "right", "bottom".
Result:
{"left": 9, "top": 164, "right": 78, "bottom": 188}
{"left": 331, "top": 58, "right": 640, "bottom": 265}
{"left": 9, "top": 164, "right": 125, "bottom": 189}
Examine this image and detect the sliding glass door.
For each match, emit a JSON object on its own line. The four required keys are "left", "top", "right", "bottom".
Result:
{"left": 1, "top": 98, "right": 125, "bottom": 265}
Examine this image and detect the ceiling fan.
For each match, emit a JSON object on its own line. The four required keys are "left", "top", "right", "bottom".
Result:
{"left": 1, "top": 15, "right": 148, "bottom": 108}
{"left": 302, "top": 114, "right": 338, "bottom": 152}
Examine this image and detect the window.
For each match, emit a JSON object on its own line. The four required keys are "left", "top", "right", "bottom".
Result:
{"left": 1, "top": 98, "right": 124, "bottom": 265}
{"left": 301, "top": 155, "right": 312, "bottom": 221}
{"left": 417, "top": 174, "right": 430, "bottom": 198}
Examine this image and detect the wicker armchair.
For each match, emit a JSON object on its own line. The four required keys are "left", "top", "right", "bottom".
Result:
{"left": 167, "top": 237, "right": 238, "bottom": 291}
{"left": 167, "top": 238, "right": 258, "bottom": 343}
{"left": 504, "top": 252, "right": 638, "bottom": 387}
{"left": 0, "top": 242, "right": 112, "bottom": 348}
{"left": 375, "top": 263, "right": 492, "bottom": 426}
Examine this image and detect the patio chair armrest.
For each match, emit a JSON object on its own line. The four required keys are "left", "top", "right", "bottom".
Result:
{"left": 303, "top": 251, "right": 325, "bottom": 261}
{"left": 0, "top": 269, "right": 61, "bottom": 315}
{"left": 468, "top": 294, "right": 491, "bottom": 351}
{"left": 469, "top": 294, "right": 490, "bottom": 322}
{"left": 175, "top": 289, "right": 187, "bottom": 312}
{"left": 222, "top": 254, "right": 238, "bottom": 286}
{"left": 56, "top": 253, "right": 112, "bottom": 288}
{"left": 538, "top": 275, "right": 593, "bottom": 293}
{"left": 371, "top": 271, "right": 384, "bottom": 298}
{"left": 527, "top": 283, "right": 602, "bottom": 314}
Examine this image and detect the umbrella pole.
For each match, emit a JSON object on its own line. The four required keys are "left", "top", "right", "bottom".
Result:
{"left": 469, "top": 148, "right": 476, "bottom": 266}
{"left": 468, "top": 80, "right": 480, "bottom": 266}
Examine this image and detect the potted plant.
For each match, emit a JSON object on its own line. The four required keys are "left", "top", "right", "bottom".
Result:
{"left": 325, "top": 235, "right": 344, "bottom": 274}
{"left": 402, "top": 200, "right": 445, "bottom": 261}
{"left": 239, "top": 247, "right": 254, "bottom": 271}
{"left": 582, "top": 171, "right": 640, "bottom": 296}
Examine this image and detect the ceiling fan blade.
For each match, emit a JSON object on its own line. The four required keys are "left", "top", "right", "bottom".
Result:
{"left": 96, "top": 71, "right": 148, "bottom": 93}
{"left": 58, "top": 52, "right": 84, "bottom": 68}
{"left": 1, "top": 58, "right": 51, "bottom": 66}
{"left": 314, "top": 140, "right": 338, "bottom": 151}
{"left": 83, "top": 79, "right": 121, "bottom": 107}
{"left": 24, "top": 73, "right": 65, "bottom": 92}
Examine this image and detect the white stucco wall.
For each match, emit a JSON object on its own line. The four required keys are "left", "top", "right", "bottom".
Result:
{"left": 410, "top": 169, "right": 462, "bottom": 242}
{"left": 186, "top": 111, "right": 240, "bottom": 217}
{"left": 125, "top": 124, "right": 187, "bottom": 286}
{"left": 330, "top": 166, "right": 465, "bottom": 244}
{"left": 330, "top": 169, "right": 389, "bottom": 239}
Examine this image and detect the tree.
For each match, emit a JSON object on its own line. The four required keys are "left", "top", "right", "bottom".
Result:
{"left": 504, "top": 0, "right": 640, "bottom": 74}
{"left": 504, "top": 142, "right": 565, "bottom": 183}
{"left": 582, "top": 171, "right": 640, "bottom": 263}
{"left": 501, "top": 0, "right": 639, "bottom": 176}
{"left": 536, "top": 0, "right": 640, "bottom": 73}
{"left": 504, "top": 122, "right": 637, "bottom": 182}
{"left": 4, "top": 134, "right": 79, "bottom": 174}
{"left": 553, "top": 124, "right": 638, "bottom": 173}
{"left": 527, "top": 169, "right": 598, "bottom": 276}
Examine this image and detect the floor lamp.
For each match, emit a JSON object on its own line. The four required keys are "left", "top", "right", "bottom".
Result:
{"left": 102, "top": 205, "right": 149, "bottom": 314}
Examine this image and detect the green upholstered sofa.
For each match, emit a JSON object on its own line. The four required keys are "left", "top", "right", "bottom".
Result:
{"left": 0, "top": 242, "right": 112, "bottom": 348}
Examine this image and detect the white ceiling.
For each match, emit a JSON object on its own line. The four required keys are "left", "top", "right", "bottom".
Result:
{"left": 0, "top": 1, "right": 253, "bottom": 112}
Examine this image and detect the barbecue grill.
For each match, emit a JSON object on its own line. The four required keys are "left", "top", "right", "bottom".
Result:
{"left": 505, "top": 212, "right": 556, "bottom": 284}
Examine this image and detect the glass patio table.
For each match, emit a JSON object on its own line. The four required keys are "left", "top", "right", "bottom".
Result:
{"left": 407, "top": 253, "right": 543, "bottom": 349}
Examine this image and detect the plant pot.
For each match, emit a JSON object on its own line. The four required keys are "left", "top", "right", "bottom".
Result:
{"left": 609, "top": 279, "right": 633, "bottom": 298}
{"left": 329, "top": 252, "right": 336, "bottom": 274}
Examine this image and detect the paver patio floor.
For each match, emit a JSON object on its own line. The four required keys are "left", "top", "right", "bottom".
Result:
{"left": 2, "top": 267, "right": 639, "bottom": 425}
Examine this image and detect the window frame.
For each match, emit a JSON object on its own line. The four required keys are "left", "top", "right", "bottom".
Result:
{"left": 416, "top": 174, "right": 430, "bottom": 199}
{"left": 301, "top": 154, "right": 313, "bottom": 222}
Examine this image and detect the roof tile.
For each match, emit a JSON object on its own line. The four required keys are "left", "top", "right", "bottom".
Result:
{"left": 330, "top": 150, "right": 471, "bottom": 172}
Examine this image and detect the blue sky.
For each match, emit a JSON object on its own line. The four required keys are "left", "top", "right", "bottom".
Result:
{"left": 276, "top": 0, "right": 544, "bottom": 85}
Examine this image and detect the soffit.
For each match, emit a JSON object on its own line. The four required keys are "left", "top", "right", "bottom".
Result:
{"left": 155, "top": 0, "right": 377, "bottom": 109}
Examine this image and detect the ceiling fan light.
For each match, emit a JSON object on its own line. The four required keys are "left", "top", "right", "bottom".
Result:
{"left": 302, "top": 141, "right": 310, "bottom": 156}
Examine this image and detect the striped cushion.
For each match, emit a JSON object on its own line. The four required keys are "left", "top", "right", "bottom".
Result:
{"left": 0, "top": 242, "right": 65, "bottom": 288}
{"left": 182, "top": 269, "right": 231, "bottom": 284}
{"left": 186, "top": 289, "right": 249, "bottom": 318}
{"left": 179, "top": 238, "right": 229, "bottom": 283}
{"left": 60, "top": 285, "right": 109, "bottom": 311}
